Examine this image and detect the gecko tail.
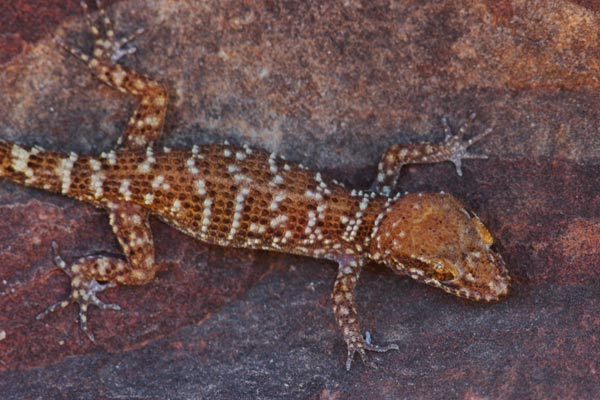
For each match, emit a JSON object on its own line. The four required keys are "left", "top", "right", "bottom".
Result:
{"left": 0, "top": 139, "right": 73, "bottom": 195}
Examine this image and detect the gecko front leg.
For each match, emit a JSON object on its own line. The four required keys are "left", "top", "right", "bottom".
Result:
{"left": 332, "top": 258, "right": 399, "bottom": 370}
{"left": 37, "top": 202, "right": 158, "bottom": 340}
{"left": 375, "top": 113, "right": 493, "bottom": 195}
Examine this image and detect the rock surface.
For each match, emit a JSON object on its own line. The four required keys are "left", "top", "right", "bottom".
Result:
{"left": 0, "top": 0, "right": 598, "bottom": 398}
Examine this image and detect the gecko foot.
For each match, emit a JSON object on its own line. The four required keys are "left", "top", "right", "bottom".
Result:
{"left": 345, "top": 331, "right": 399, "bottom": 371}
{"left": 441, "top": 113, "right": 493, "bottom": 176}
{"left": 58, "top": 0, "right": 145, "bottom": 65}
{"left": 35, "top": 242, "right": 121, "bottom": 342}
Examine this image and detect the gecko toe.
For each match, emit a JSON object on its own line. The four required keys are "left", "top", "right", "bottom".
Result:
{"left": 109, "top": 27, "right": 145, "bottom": 62}
{"left": 442, "top": 122, "right": 493, "bottom": 176}
{"left": 36, "top": 276, "right": 121, "bottom": 341}
{"left": 345, "top": 332, "right": 398, "bottom": 371}
{"left": 37, "top": 243, "right": 122, "bottom": 341}
{"left": 346, "top": 345, "right": 368, "bottom": 371}
{"left": 65, "top": 0, "right": 146, "bottom": 64}
{"left": 346, "top": 346, "right": 380, "bottom": 371}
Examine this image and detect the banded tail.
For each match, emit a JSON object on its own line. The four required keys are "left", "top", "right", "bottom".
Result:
{"left": 0, "top": 139, "right": 76, "bottom": 197}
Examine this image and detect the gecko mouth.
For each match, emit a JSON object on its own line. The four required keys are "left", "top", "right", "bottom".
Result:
{"left": 401, "top": 252, "right": 510, "bottom": 302}
{"left": 439, "top": 274, "right": 511, "bottom": 302}
{"left": 441, "top": 255, "right": 510, "bottom": 301}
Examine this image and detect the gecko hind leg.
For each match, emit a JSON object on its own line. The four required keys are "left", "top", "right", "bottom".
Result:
{"left": 332, "top": 259, "right": 399, "bottom": 370}
{"left": 36, "top": 202, "right": 157, "bottom": 341}
{"left": 58, "top": 0, "right": 168, "bottom": 150}
{"left": 374, "top": 113, "right": 493, "bottom": 195}
{"left": 36, "top": 242, "right": 122, "bottom": 342}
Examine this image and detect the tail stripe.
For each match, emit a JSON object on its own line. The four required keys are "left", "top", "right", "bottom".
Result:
{"left": 10, "top": 144, "right": 36, "bottom": 183}
{"left": 55, "top": 152, "right": 78, "bottom": 195}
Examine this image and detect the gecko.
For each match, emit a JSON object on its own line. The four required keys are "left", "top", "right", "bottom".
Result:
{"left": 0, "top": 1, "right": 509, "bottom": 370}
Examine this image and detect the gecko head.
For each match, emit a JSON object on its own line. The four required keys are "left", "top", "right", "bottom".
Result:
{"left": 370, "top": 192, "right": 509, "bottom": 301}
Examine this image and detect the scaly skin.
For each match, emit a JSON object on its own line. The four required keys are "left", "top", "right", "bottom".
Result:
{"left": 0, "top": 1, "right": 509, "bottom": 370}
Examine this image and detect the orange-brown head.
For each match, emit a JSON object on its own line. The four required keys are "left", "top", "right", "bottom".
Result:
{"left": 370, "top": 192, "right": 509, "bottom": 301}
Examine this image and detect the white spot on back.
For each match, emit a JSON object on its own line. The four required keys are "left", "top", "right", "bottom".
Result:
{"left": 195, "top": 179, "right": 206, "bottom": 196}
{"left": 144, "top": 193, "right": 154, "bottom": 205}
{"left": 201, "top": 197, "right": 213, "bottom": 234}
{"left": 171, "top": 199, "right": 182, "bottom": 213}
{"left": 118, "top": 179, "right": 132, "bottom": 201}
{"left": 151, "top": 175, "right": 164, "bottom": 189}
{"left": 228, "top": 187, "right": 250, "bottom": 240}
{"left": 90, "top": 171, "right": 106, "bottom": 198}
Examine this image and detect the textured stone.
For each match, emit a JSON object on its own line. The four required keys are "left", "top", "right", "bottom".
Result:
{"left": 0, "top": 0, "right": 598, "bottom": 398}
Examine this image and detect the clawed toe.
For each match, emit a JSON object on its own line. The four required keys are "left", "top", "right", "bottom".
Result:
{"left": 466, "top": 127, "right": 493, "bottom": 147}
{"left": 345, "top": 332, "right": 398, "bottom": 371}
{"left": 346, "top": 346, "right": 375, "bottom": 371}
{"left": 36, "top": 278, "right": 121, "bottom": 341}
{"left": 442, "top": 115, "right": 494, "bottom": 176}
{"left": 109, "top": 27, "right": 145, "bottom": 62}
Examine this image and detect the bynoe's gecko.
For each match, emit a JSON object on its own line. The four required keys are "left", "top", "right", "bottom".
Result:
{"left": 0, "top": 1, "right": 509, "bottom": 370}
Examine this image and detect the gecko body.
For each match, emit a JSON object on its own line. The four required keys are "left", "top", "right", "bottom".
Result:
{"left": 0, "top": 2, "right": 509, "bottom": 370}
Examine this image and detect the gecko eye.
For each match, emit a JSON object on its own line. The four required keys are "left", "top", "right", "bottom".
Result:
{"left": 428, "top": 261, "right": 458, "bottom": 282}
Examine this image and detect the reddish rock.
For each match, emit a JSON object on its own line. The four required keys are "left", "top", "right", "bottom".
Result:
{"left": 0, "top": 0, "right": 598, "bottom": 398}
